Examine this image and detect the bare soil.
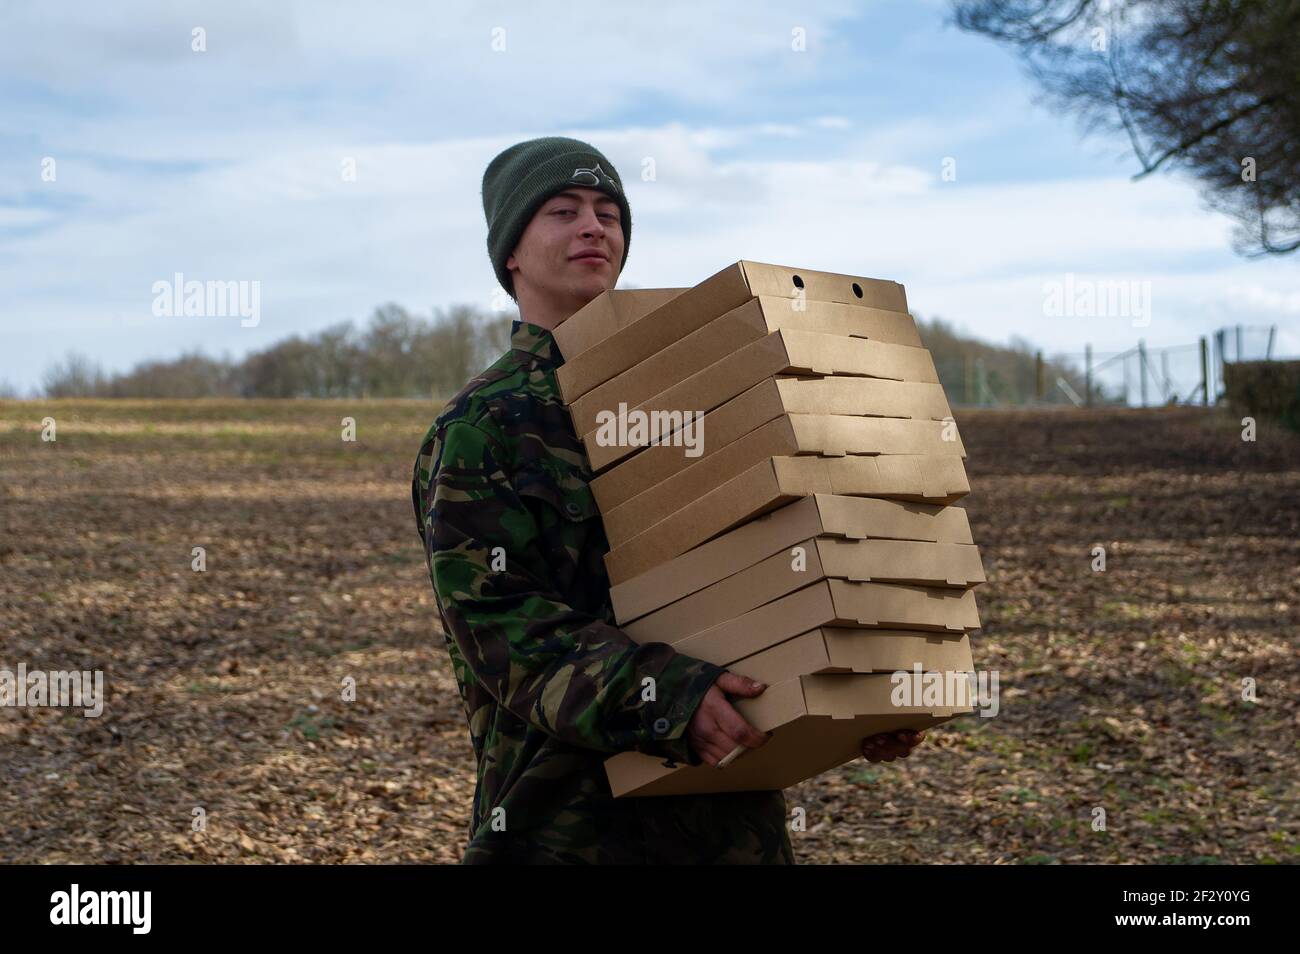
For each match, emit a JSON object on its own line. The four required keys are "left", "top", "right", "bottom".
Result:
{"left": 1, "top": 400, "right": 1295, "bottom": 864}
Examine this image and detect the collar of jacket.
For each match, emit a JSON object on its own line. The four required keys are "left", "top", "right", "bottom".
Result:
{"left": 510, "top": 319, "right": 565, "bottom": 368}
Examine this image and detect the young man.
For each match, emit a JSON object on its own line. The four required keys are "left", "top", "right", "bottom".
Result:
{"left": 412, "top": 136, "right": 923, "bottom": 865}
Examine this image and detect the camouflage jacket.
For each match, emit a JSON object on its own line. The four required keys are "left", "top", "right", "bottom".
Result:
{"left": 412, "top": 318, "right": 794, "bottom": 864}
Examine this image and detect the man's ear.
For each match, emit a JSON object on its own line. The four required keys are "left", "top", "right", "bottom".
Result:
{"left": 504, "top": 251, "right": 521, "bottom": 291}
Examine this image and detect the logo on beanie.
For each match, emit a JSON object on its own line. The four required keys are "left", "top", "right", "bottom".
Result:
{"left": 569, "top": 162, "right": 620, "bottom": 193}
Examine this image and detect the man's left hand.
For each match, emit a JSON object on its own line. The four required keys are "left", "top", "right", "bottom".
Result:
{"left": 860, "top": 729, "right": 925, "bottom": 763}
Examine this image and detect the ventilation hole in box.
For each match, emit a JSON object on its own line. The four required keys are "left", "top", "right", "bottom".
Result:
{"left": 791, "top": 275, "right": 805, "bottom": 290}
{"left": 852, "top": 283, "right": 863, "bottom": 298}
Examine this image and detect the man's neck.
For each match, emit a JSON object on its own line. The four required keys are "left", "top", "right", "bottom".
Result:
{"left": 515, "top": 301, "right": 572, "bottom": 331}
{"left": 514, "top": 287, "right": 596, "bottom": 331}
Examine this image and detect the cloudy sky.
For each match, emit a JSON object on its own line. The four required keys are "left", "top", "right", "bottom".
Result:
{"left": 2, "top": 0, "right": 1296, "bottom": 395}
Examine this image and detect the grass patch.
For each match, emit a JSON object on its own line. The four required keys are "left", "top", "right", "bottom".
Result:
{"left": 287, "top": 712, "right": 336, "bottom": 741}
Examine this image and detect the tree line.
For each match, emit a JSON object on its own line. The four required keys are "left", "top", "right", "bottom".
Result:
{"left": 28, "top": 302, "right": 1097, "bottom": 406}
{"left": 38, "top": 304, "right": 514, "bottom": 401}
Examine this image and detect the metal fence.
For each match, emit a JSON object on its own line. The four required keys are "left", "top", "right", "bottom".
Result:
{"left": 1048, "top": 324, "right": 1283, "bottom": 407}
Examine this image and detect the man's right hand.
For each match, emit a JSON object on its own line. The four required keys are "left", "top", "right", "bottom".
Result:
{"left": 687, "top": 671, "right": 771, "bottom": 767}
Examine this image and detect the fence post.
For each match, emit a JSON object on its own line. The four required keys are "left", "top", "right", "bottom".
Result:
{"left": 1138, "top": 339, "right": 1148, "bottom": 407}
{"left": 1199, "top": 336, "right": 1209, "bottom": 406}
{"left": 964, "top": 354, "right": 974, "bottom": 405}
{"left": 1215, "top": 328, "right": 1226, "bottom": 400}
{"left": 1035, "top": 350, "right": 1044, "bottom": 403}
{"left": 1266, "top": 325, "right": 1276, "bottom": 359}
{"left": 1085, "top": 343, "right": 1093, "bottom": 407}
{"left": 1236, "top": 324, "right": 1243, "bottom": 362}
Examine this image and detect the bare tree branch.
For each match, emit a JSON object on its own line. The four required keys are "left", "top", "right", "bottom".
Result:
{"left": 950, "top": 0, "right": 1300, "bottom": 256}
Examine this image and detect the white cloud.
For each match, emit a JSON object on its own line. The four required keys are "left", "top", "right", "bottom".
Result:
{"left": 3, "top": 1, "right": 1297, "bottom": 390}
{"left": 0, "top": 0, "right": 867, "bottom": 161}
{"left": 11, "top": 120, "right": 1297, "bottom": 388}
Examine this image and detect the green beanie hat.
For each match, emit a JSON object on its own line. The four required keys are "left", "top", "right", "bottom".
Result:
{"left": 481, "top": 136, "right": 633, "bottom": 299}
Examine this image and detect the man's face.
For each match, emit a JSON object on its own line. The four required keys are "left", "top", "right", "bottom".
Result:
{"left": 505, "top": 186, "right": 623, "bottom": 315}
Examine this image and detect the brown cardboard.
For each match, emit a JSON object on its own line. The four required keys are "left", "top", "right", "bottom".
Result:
{"left": 574, "top": 327, "right": 940, "bottom": 444}
{"left": 771, "top": 374, "right": 954, "bottom": 419}
{"left": 609, "top": 494, "right": 974, "bottom": 623}
{"left": 552, "top": 288, "right": 686, "bottom": 359}
{"left": 670, "top": 578, "right": 981, "bottom": 668}
{"left": 728, "top": 627, "right": 974, "bottom": 688}
{"left": 569, "top": 302, "right": 771, "bottom": 435}
{"left": 591, "top": 376, "right": 791, "bottom": 501}
{"left": 604, "top": 672, "right": 969, "bottom": 797}
{"left": 558, "top": 260, "right": 909, "bottom": 403}
{"left": 604, "top": 455, "right": 970, "bottom": 585}
{"left": 600, "top": 414, "right": 967, "bottom": 548}
{"left": 623, "top": 536, "right": 984, "bottom": 643}
{"left": 588, "top": 374, "right": 954, "bottom": 482}
{"left": 568, "top": 297, "right": 923, "bottom": 435}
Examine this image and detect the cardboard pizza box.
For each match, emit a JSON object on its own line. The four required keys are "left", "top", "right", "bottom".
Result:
{"left": 726, "top": 626, "right": 975, "bottom": 688}
{"left": 567, "top": 296, "right": 925, "bottom": 437}
{"left": 669, "top": 578, "right": 981, "bottom": 668}
{"left": 589, "top": 374, "right": 954, "bottom": 488}
{"left": 623, "top": 536, "right": 985, "bottom": 644}
{"left": 573, "top": 327, "right": 940, "bottom": 445}
{"left": 558, "top": 260, "right": 909, "bottom": 402}
{"left": 552, "top": 288, "right": 687, "bottom": 359}
{"left": 609, "top": 494, "right": 974, "bottom": 623}
{"left": 600, "top": 415, "right": 966, "bottom": 548}
{"left": 604, "top": 455, "right": 970, "bottom": 585}
{"left": 604, "top": 672, "right": 970, "bottom": 797}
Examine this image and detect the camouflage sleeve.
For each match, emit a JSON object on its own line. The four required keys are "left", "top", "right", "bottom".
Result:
{"left": 420, "top": 418, "right": 726, "bottom": 766}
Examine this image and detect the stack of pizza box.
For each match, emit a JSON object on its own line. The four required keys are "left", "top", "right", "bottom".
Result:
{"left": 553, "top": 262, "right": 984, "bottom": 797}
